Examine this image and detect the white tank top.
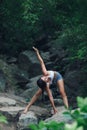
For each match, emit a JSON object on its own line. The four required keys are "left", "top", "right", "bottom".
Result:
{"left": 48, "top": 70, "right": 54, "bottom": 84}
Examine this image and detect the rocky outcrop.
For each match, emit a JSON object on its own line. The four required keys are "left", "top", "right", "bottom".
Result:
{"left": 0, "top": 106, "right": 24, "bottom": 121}
{"left": 17, "top": 111, "right": 38, "bottom": 130}
{"left": 0, "top": 38, "right": 86, "bottom": 130}
{"left": 18, "top": 51, "right": 41, "bottom": 77}
{"left": 45, "top": 106, "right": 72, "bottom": 123}
{"left": 20, "top": 75, "right": 41, "bottom": 99}
{"left": 0, "top": 94, "right": 72, "bottom": 130}
{"left": 0, "top": 97, "right": 16, "bottom": 106}
{"left": 0, "top": 41, "right": 86, "bottom": 104}
{"left": 0, "top": 59, "right": 18, "bottom": 92}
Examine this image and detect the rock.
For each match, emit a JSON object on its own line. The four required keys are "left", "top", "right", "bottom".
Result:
{"left": 45, "top": 106, "right": 72, "bottom": 123}
{"left": 17, "top": 111, "right": 38, "bottom": 130}
{"left": 45, "top": 61, "right": 54, "bottom": 70}
{"left": 0, "top": 70, "right": 6, "bottom": 91}
{"left": 35, "top": 34, "right": 49, "bottom": 51}
{"left": 20, "top": 75, "right": 41, "bottom": 99}
{"left": 64, "top": 71, "right": 83, "bottom": 93}
{"left": 0, "top": 106, "right": 24, "bottom": 121}
{"left": 0, "top": 123, "right": 15, "bottom": 130}
{"left": 54, "top": 99, "right": 63, "bottom": 105}
{"left": 14, "top": 69, "right": 30, "bottom": 87}
{"left": 0, "top": 97, "right": 16, "bottom": 107}
{"left": 0, "top": 59, "right": 17, "bottom": 92}
{"left": 2, "top": 93, "right": 26, "bottom": 106}
{"left": 29, "top": 105, "right": 50, "bottom": 118}
{"left": 18, "top": 51, "right": 41, "bottom": 77}
{"left": 7, "top": 57, "right": 17, "bottom": 64}
{"left": 41, "top": 51, "right": 50, "bottom": 62}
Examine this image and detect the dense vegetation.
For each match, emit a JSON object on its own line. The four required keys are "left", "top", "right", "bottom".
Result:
{"left": 0, "top": 0, "right": 87, "bottom": 58}
{"left": 0, "top": 0, "right": 87, "bottom": 97}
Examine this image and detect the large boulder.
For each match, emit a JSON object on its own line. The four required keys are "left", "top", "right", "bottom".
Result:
{"left": 0, "top": 97, "right": 16, "bottom": 107}
{"left": 45, "top": 106, "right": 72, "bottom": 123}
{"left": 18, "top": 50, "right": 51, "bottom": 78}
{"left": 64, "top": 70, "right": 87, "bottom": 106}
{"left": 20, "top": 75, "right": 41, "bottom": 99}
{"left": 0, "top": 59, "right": 17, "bottom": 92}
{"left": 18, "top": 51, "right": 41, "bottom": 77}
{"left": 0, "top": 106, "right": 24, "bottom": 121}
{"left": 64, "top": 70, "right": 85, "bottom": 94}
{"left": 14, "top": 69, "right": 30, "bottom": 88}
{"left": 17, "top": 111, "right": 38, "bottom": 130}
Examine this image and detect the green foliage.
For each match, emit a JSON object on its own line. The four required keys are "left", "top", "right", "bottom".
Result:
{"left": 64, "top": 97, "right": 87, "bottom": 130}
{"left": 77, "top": 97, "right": 87, "bottom": 113}
{"left": 28, "top": 97, "right": 87, "bottom": 130}
{"left": 0, "top": 0, "right": 87, "bottom": 56}
{"left": 64, "top": 122, "right": 83, "bottom": 130}
{"left": 58, "top": 24, "right": 87, "bottom": 61}
{"left": 77, "top": 45, "right": 87, "bottom": 60}
{"left": 0, "top": 113, "right": 8, "bottom": 124}
{"left": 29, "top": 120, "right": 64, "bottom": 130}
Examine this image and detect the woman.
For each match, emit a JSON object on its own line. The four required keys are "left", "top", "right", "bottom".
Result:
{"left": 23, "top": 47, "right": 69, "bottom": 114}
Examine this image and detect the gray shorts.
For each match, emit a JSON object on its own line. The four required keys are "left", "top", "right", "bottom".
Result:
{"left": 53, "top": 72, "right": 63, "bottom": 84}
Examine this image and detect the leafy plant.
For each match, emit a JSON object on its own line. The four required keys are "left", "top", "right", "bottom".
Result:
{"left": 0, "top": 0, "right": 87, "bottom": 56}
{"left": 0, "top": 113, "right": 8, "bottom": 124}
{"left": 64, "top": 97, "right": 87, "bottom": 130}
{"left": 29, "top": 120, "right": 64, "bottom": 130}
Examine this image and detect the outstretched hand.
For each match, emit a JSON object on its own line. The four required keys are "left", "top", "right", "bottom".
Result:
{"left": 32, "top": 46, "right": 39, "bottom": 53}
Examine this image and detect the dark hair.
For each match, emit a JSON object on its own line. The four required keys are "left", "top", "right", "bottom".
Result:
{"left": 37, "top": 78, "right": 46, "bottom": 91}
{"left": 37, "top": 78, "right": 46, "bottom": 102}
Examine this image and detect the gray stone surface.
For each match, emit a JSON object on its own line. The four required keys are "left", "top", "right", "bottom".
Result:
{"left": 45, "top": 106, "right": 73, "bottom": 123}
{"left": 0, "top": 106, "right": 24, "bottom": 120}
{"left": 17, "top": 111, "right": 38, "bottom": 130}
{"left": 0, "top": 97, "right": 16, "bottom": 106}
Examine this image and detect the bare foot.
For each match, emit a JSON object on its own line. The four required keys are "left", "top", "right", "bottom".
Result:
{"left": 23, "top": 107, "right": 29, "bottom": 114}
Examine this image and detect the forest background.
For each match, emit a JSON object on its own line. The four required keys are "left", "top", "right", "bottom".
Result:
{"left": 0, "top": 0, "right": 87, "bottom": 97}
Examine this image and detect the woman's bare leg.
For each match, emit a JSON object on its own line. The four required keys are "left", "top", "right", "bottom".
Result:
{"left": 23, "top": 88, "right": 42, "bottom": 113}
{"left": 57, "top": 79, "right": 69, "bottom": 108}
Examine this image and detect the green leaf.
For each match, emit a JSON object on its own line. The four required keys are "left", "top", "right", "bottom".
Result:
{"left": 38, "top": 121, "right": 45, "bottom": 129}
{"left": 45, "top": 121, "right": 59, "bottom": 130}
{"left": 71, "top": 109, "right": 80, "bottom": 119}
{"left": 81, "top": 106, "right": 87, "bottom": 113}
{"left": 65, "top": 121, "right": 77, "bottom": 130}
{"left": 77, "top": 97, "right": 87, "bottom": 112}
{"left": 77, "top": 97, "right": 84, "bottom": 109}
{"left": 77, "top": 118, "right": 85, "bottom": 126}
{"left": 0, "top": 114, "right": 8, "bottom": 124}
{"left": 76, "top": 126, "right": 83, "bottom": 130}
{"left": 29, "top": 124, "right": 38, "bottom": 130}
{"left": 63, "top": 111, "right": 70, "bottom": 115}
{"left": 63, "top": 111, "right": 73, "bottom": 120}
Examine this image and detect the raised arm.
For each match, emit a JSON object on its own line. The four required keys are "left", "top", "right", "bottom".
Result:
{"left": 33, "top": 47, "right": 48, "bottom": 75}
